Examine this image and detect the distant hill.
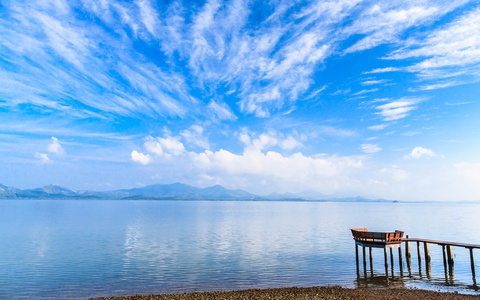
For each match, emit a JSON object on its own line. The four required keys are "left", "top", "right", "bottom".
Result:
{"left": 0, "top": 182, "right": 395, "bottom": 202}
{"left": 0, "top": 182, "right": 260, "bottom": 200}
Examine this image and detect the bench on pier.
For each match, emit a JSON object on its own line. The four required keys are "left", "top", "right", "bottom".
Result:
{"left": 351, "top": 228, "right": 404, "bottom": 248}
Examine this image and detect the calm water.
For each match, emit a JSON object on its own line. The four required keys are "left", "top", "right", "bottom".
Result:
{"left": 1, "top": 200, "right": 480, "bottom": 299}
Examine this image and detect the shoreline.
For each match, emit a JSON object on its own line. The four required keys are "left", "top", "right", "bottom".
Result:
{"left": 93, "top": 286, "right": 480, "bottom": 299}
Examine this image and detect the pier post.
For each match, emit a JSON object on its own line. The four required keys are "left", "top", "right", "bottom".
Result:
{"left": 442, "top": 245, "right": 448, "bottom": 273}
{"left": 469, "top": 248, "right": 476, "bottom": 283}
{"left": 398, "top": 246, "right": 403, "bottom": 275}
{"left": 417, "top": 241, "right": 422, "bottom": 265}
{"left": 384, "top": 247, "right": 388, "bottom": 276}
{"left": 362, "top": 246, "right": 366, "bottom": 266}
{"left": 447, "top": 245, "right": 454, "bottom": 278}
{"left": 369, "top": 247, "right": 373, "bottom": 275}
{"left": 390, "top": 248, "right": 394, "bottom": 271}
{"left": 405, "top": 235, "right": 411, "bottom": 273}
{"left": 424, "top": 242, "right": 431, "bottom": 277}
{"left": 355, "top": 244, "right": 359, "bottom": 264}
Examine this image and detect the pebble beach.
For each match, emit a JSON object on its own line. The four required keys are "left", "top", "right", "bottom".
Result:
{"left": 94, "top": 286, "right": 480, "bottom": 300}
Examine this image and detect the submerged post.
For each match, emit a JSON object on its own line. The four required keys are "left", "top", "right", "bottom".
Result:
{"left": 447, "top": 245, "right": 454, "bottom": 278}
{"left": 398, "top": 246, "right": 403, "bottom": 274}
{"left": 417, "top": 241, "right": 422, "bottom": 265}
{"left": 369, "top": 247, "right": 373, "bottom": 274}
{"left": 384, "top": 247, "right": 388, "bottom": 276}
{"left": 405, "top": 235, "right": 411, "bottom": 273}
{"left": 470, "top": 248, "right": 476, "bottom": 281}
{"left": 390, "top": 248, "right": 394, "bottom": 271}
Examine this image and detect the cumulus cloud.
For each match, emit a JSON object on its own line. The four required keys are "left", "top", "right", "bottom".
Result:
{"left": 405, "top": 147, "right": 436, "bottom": 159}
{"left": 47, "top": 137, "right": 65, "bottom": 155}
{"left": 360, "top": 144, "right": 381, "bottom": 154}
{"left": 181, "top": 125, "right": 210, "bottom": 150}
{"left": 131, "top": 150, "right": 151, "bottom": 165}
{"left": 35, "top": 152, "right": 51, "bottom": 164}
{"left": 144, "top": 136, "right": 185, "bottom": 157}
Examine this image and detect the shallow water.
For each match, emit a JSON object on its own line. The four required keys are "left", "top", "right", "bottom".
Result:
{"left": 1, "top": 200, "right": 479, "bottom": 299}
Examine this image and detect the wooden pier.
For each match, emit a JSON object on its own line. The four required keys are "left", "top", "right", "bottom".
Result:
{"left": 352, "top": 229, "right": 480, "bottom": 285}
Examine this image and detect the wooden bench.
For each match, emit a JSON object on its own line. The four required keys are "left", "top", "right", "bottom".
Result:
{"left": 351, "top": 228, "right": 404, "bottom": 248}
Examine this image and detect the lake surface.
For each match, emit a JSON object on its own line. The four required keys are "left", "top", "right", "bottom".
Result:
{"left": 1, "top": 200, "right": 480, "bottom": 299}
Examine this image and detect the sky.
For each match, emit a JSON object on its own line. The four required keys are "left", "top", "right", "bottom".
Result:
{"left": 1, "top": 0, "right": 479, "bottom": 201}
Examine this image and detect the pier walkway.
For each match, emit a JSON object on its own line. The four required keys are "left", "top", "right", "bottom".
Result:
{"left": 352, "top": 229, "right": 480, "bottom": 286}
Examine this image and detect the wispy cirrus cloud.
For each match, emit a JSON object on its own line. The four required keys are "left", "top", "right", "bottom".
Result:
{"left": 375, "top": 97, "right": 423, "bottom": 121}
{"left": 388, "top": 6, "right": 480, "bottom": 88}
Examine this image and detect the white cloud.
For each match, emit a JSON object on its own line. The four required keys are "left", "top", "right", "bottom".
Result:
{"left": 181, "top": 125, "right": 210, "bottom": 150}
{"left": 47, "top": 137, "right": 65, "bottom": 155}
{"left": 375, "top": 98, "right": 422, "bottom": 121}
{"left": 280, "top": 136, "right": 303, "bottom": 150}
{"left": 190, "top": 148, "right": 363, "bottom": 194}
{"left": 363, "top": 67, "right": 401, "bottom": 74}
{"left": 368, "top": 124, "right": 388, "bottom": 130}
{"left": 137, "top": 0, "right": 158, "bottom": 37}
{"left": 131, "top": 150, "right": 151, "bottom": 165}
{"left": 388, "top": 7, "right": 480, "bottom": 85}
{"left": 360, "top": 144, "right": 381, "bottom": 154}
{"left": 35, "top": 152, "right": 51, "bottom": 164}
{"left": 405, "top": 147, "right": 436, "bottom": 159}
{"left": 344, "top": 4, "right": 439, "bottom": 54}
{"left": 208, "top": 100, "right": 237, "bottom": 121}
{"left": 144, "top": 136, "right": 185, "bottom": 157}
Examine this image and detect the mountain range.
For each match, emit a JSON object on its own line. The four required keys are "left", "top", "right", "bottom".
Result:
{"left": 0, "top": 182, "right": 393, "bottom": 202}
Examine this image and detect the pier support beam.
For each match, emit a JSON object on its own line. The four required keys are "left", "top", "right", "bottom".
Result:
{"left": 469, "top": 248, "right": 476, "bottom": 285}
{"left": 417, "top": 241, "right": 422, "bottom": 265}
{"left": 424, "top": 242, "right": 431, "bottom": 277}
{"left": 405, "top": 236, "right": 411, "bottom": 273}
{"left": 398, "top": 246, "right": 403, "bottom": 275}
{"left": 384, "top": 247, "right": 388, "bottom": 276}
{"left": 447, "top": 245, "right": 454, "bottom": 278}
{"left": 390, "top": 248, "right": 394, "bottom": 271}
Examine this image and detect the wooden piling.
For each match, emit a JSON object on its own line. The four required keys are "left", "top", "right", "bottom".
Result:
{"left": 424, "top": 242, "right": 431, "bottom": 264}
{"left": 390, "top": 247, "right": 394, "bottom": 270}
{"left": 442, "top": 245, "right": 447, "bottom": 272}
{"left": 355, "top": 244, "right": 359, "bottom": 265}
{"left": 447, "top": 245, "right": 454, "bottom": 278}
{"left": 384, "top": 247, "right": 388, "bottom": 276}
{"left": 417, "top": 241, "right": 421, "bottom": 265}
{"left": 362, "top": 246, "right": 366, "bottom": 266}
{"left": 405, "top": 235, "right": 411, "bottom": 272}
{"left": 398, "top": 246, "right": 403, "bottom": 274}
{"left": 447, "top": 245, "right": 454, "bottom": 266}
{"left": 469, "top": 248, "right": 476, "bottom": 278}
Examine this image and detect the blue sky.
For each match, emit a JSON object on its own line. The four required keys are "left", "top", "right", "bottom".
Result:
{"left": 1, "top": 0, "right": 479, "bottom": 201}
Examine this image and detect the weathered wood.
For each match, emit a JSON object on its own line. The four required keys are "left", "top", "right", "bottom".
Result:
{"left": 470, "top": 248, "right": 476, "bottom": 278}
{"left": 352, "top": 228, "right": 404, "bottom": 246}
{"left": 447, "top": 245, "right": 454, "bottom": 277}
{"left": 384, "top": 247, "right": 388, "bottom": 276}
{"left": 362, "top": 245, "right": 366, "bottom": 268}
{"left": 447, "top": 245, "right": 454, "bottom": 266}
{"left": 403, "top": 238, "right": 480, "bottom": 249}
{"left": 355, "top": 244, "right": 359, "bottom": 265}
{"left": 442, "top": 245, "right": 447, "bottom": 272}
{"left": 398, "top": 246, "right": 403, "bottom": 274}
{"left": 424, "top": 242, "right": 431, "bottom": 263}
{"left": 405, "top": 236, "right": 411, "bottom": 273}
{"left": 417, "top": 241, "right": 422, "bottom": 265}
